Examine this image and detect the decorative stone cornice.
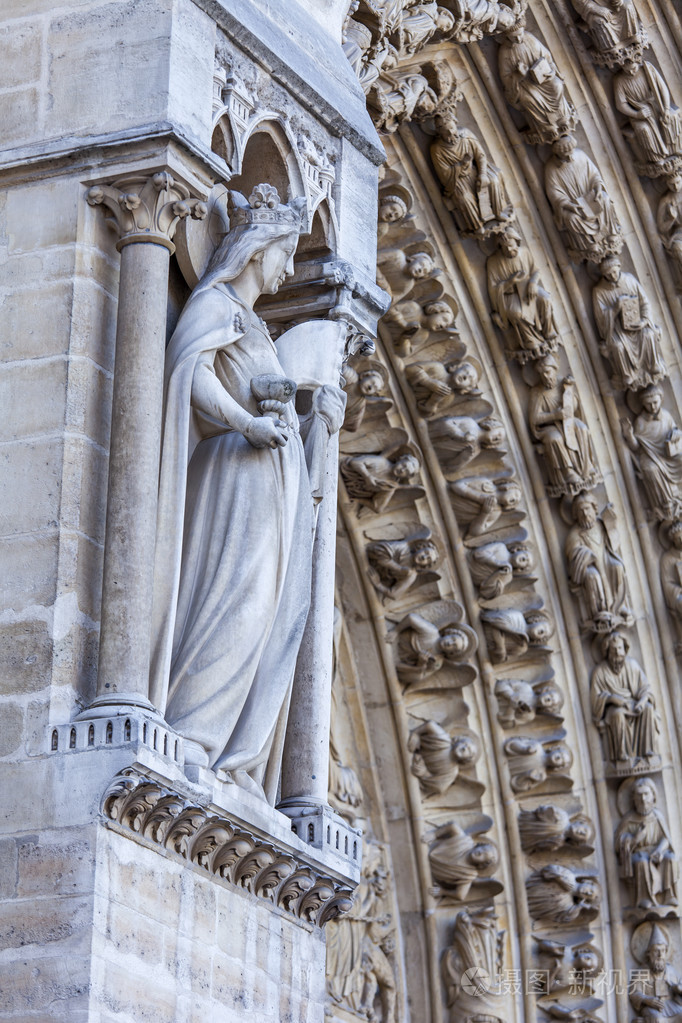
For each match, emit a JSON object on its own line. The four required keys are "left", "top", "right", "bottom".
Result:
{"left": 86, "top": 171, "right": 207, "bottom": 253}
{"left": 102, "top": 767, "right": 356, "bottom": 927}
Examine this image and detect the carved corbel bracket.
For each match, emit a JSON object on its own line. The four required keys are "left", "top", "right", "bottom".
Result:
{"left": 102, "top": 767, "right": 357, "bottom": 927}
{"left": 86, "top": 171, "right": 208, "bottom": 253}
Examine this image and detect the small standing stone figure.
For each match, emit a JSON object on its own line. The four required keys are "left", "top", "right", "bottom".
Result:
{"left": 366, "top": 528, "right": 441, "bottom": 602}
{"left": 498, "top": 20, "right": 577, "bottom": 144}
{"left": 545, "top": 135, "right": 622, "bottom": 263}
{"left": 629, "top": 922, "right": 682, "bottom": 1022}
{"left": 615, "top": 777, "right": 678, "bottom": 914}
{"left": 427, "top": 821, "right": 499, "bottom": 900}
{"left": 660, "top": 520, "right": 682, "bottom": 653}
{"left": 528, "top": 356, "right": 602, "bottom": 498}
{"left": 657, "top": 172, "right": 682, "bottom": 283}
{"left": 518, "top": 805, "right": 595, "bottom": 853}
{"left": 565, "top": 491, "right": 632, "bottom": 632}
{"left": 504, "top": 736, "right": 573, "bottom": 792}
{"left": 621, "top": 383, "right": 682, "bottom": 521}
{"left": 526, "top": 864, "right": 601, "bottom": 925}
{"left": 590, "top": 631, "right": 660, "bottom": 773}
{"left": 487, "top": 227, "right": 558, "bottom": 362}
{"left": 614, "top": 59, "right": 682, "bottom": 177}
{"left": 592, "top": 255, "right": 666, "bottom": 391}
{"left": 407, "top": 721, "right": 480, "bottom": 797}
{"left": 430, "top": 109, "right": 514, "bottom": 237}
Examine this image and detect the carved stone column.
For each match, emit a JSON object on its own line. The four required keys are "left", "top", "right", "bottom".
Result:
{"left": 85, "top": 172, "right": 206, "bottom": 714}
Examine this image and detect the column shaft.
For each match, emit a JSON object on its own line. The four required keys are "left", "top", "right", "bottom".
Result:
{"left": 96, "top": 240, "right": 170, "bottom": 704}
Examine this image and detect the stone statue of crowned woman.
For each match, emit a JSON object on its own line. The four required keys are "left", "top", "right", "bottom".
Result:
{"left": 149, "top": 184, "right": 347, "bottom": 802}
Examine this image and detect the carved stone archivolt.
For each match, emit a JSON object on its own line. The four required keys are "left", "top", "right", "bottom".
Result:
{"left": 102, "top": 768, "right": 355, "bottom": 927}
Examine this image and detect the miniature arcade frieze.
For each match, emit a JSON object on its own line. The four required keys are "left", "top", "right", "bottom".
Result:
{"left": 102, "top": 767, "right": 359, "bottom": 926}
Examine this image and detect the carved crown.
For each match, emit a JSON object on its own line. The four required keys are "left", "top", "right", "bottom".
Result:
{"left": 228, "top": 184, "right": 306, "bottom": 228}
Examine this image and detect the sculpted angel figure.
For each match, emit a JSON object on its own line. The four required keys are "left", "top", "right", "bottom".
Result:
{"left": 534, "top": 937, "right": 603, "bottom": 993}
{"left": 526, "top": 864, "right": 601, "bottom": 925}
{"left": 498, "top": 21, "right": 577, "bottom": 143}
{"left": 405, "top": 358, "right": 480, "bottom": 417}
{"left": 408, "top": 721, "right": 480, "bottom": 796}
{"left": 370, "top": 68, "right": 438, "bottom": 132}
{"left": 377, "top": 245, "right": 438, "bottom": 302}
{"left": 630, "top": 923, "right": 682, "bottom": 1022}
{"left": 592, "top": 255, "right": 666, "bottom": 391}
{"left": 430, "top": 414, "right": 505, "bottom": 470}
{"left": 430, "top": 109, "right": 513, "bottom": 237}
{"left": 545, "top": 135, "right": 622, "bottom": 263}
{"left": 615, "top": 777, "right": 678, "bottom": 912}
{"left": 660, "top": 521, "right": 682, "bottom": 651}
{"left": 621, "top": 384, "right": 682, "bottom": 521}
{"left": 450, "top": 476, "right": 522, "bottom": 539}
{"left": 565, "top": 491, "right": 632, "bottom": 631}
{"left": 519, "top": 805, "right": 595, "bottom": 853}
{"left": 391, "top": 606, "right": 475, "bottom": 685}
{"left": 504, "top": 736, "right": 573, "bottom": 792}
{"left": 657, "top": 172, "right": 682, "bottom": 279}
{"left": 481, "top": 607, "right": 554, "bottom": 662}
{"left": 384, "top": 298, "right": 456, "bottom": 356}
{"left": 427, "top": 821, "right": 499, "bottom": 900}
{"left": 341, "top": 438, "right": 421, "bottom": 514}
{"left": 400, "top": 1, "right": 455, "bottom": 54}
{"left": 487, "top": 228, "right": 558, "bottom": 361}
{"left": 495, "top": 677, "right": 564, "bottom": 727}
{"left": 529, "top": 356, "right": 601, "bottom": 498}
{"left": 591, "top": 631, "right": 659, "bottom": 768}
{"left": 469, "top": 539, "right": 533, "bottom": 600}
{"left": 367, "top": 528, "right": 441, "bottom": 602}
{"left": 614, "top": 59, "right": 682, "bottom": 174}
{"left": 149, "top": 184, "right": 344, "bottom": 800}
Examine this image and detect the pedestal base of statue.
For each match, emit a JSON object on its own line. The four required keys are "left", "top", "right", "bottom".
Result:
{"left": 0, "top": 724, "right": 358, "bottom": 1022}
{"left": 278, "top": 797, "right": 363, "bottom": 882}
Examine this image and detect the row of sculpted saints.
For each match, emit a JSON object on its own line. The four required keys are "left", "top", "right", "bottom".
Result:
{"left": 149, "top": 184, "right": 346, "bottom": 803}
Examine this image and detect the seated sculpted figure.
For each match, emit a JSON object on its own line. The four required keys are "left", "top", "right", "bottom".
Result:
{"left": 519, "top": 805, "right": 595, "bottom": 853}
{"left": 570, "top": 0, "right": 643, "bottom": 65}
{"left": 529, "top": 356, "right": 601, "bottom": 497}
{"left": 614, "top": 59, "right": 682, "bottom": 175}
{"left": 658, "top": 172, "right": 682, "bottom": 281}
{"left": 630, "top": 923, "right": 682, "bottom": 1023}
{"left": 660, "top": 520, "right": 682, "bottom": 652}
{"left": 545, "top": 135, "right": 622, "bottom": 263}
{"left": 590, "top": 631, "right": 659, "bottom": 770}
{"left": 621, "top": 384, "right": 682, "bottom": 521}
{"left": 408, "top": 721, "right": 480, "bottom": 797}
{"left": 149, "top": 184, "right": 345, "bottom": 799}
{"left": 565, "top": 491, "right": 632, "bottom": 631}
{"left": 430, "top": 109, "right": 513, "bottom": 237}
{"left": 498, "top": 20, "right": 577, "bottom": 143}
{"left": 450, "top": 476, "right": 522, "bottom": 538}
{"left": 427, "top": 821, "right": 499, "bottom": 900}
{"left": 616, "top": 777, "right": 678, "bottom": 912}
{"left": 592, "top": 255, "right": 666, "bottom": 391}
{"left": 504, "top": 736, "right": 573, "bottom": 792}
{"left": 526, "top": 864, "right": 601, "bottom": 925}
{"left": 487, "top": 227, "right": 557, "bottom": 362}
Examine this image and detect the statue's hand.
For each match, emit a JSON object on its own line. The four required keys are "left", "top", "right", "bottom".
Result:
{"left": 244, "top": 416, "right": 288, "bottom": 449}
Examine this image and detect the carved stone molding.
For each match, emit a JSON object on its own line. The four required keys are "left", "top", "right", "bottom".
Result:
{"left": 102, "top": 768, "right": 357, "bottom": 927}
{"left": 86, "top": 171, "right": 207, "bottom": 253}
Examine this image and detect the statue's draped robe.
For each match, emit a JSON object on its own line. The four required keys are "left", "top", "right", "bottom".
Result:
{"left": 430, "top": 129, "right": 508, "bottom": 233}
{"left": 429, "top": 825, "right": 477, "bottom": 890}
{"left": 487, "top": 247, "right": 555, "bottom": 350}
{"left": 631, "top": 966, "right": 682, "bottom": 1020}
{"left": 529, "top": 381, "right": 596, "bottom": 491}
{"left": 498, "top": 33, "right": 573, "bottom": 136}
{"left": 615, "top": 807, "right": 676, "bottom": 904}
{"left": 614, "top": 63, "right": 682, "bottom": 163}
{"left": 545, "top": 149, "right": 620, "bottom": 254}
{"left": 565, "top": 518, "right": 627, "bottom": 622}
{"left": 630, "top": 408, "right": 682, "bottom": 518}
{"left": 590, "top": 656, "right": 657, "bottom": 760}
{"left": 150, "top": 283, "right": 313, "bottom": 798}
{"left": 592, "top": 270, "right": 665, "bottom": 389}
